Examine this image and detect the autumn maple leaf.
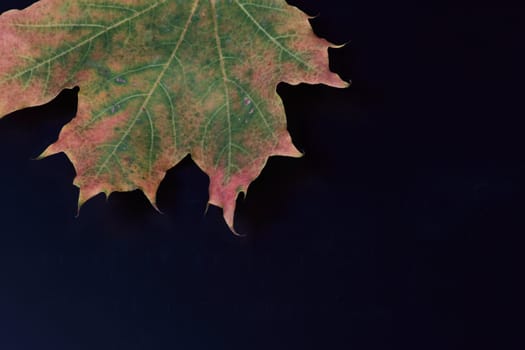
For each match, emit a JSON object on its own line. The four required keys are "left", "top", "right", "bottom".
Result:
{"left": 0, "top": 0, "right": 348, "bottom": 233}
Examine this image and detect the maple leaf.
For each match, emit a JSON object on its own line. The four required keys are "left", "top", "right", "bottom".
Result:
{"left": 0, "top": 0, "right": 348, "bottom": 233}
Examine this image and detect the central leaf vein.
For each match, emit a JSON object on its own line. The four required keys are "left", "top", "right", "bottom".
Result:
{"left": 211, "top": 0, "right": 234, "bottom": 178}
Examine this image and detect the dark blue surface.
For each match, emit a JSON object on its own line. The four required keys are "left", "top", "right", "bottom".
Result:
{"left": 0, "top": 1, "right": 523, "bottom": 349}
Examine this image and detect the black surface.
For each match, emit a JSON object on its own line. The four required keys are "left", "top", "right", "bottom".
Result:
{"left": 0, "top": 1, "right": 523, "bottom": 349}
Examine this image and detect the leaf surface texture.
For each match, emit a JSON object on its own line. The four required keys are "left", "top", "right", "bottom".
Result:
{"left": 0, "top": 0, "right": 347, "bottom": 231}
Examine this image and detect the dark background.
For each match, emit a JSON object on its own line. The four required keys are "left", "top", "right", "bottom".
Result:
{"left": 0, "top": 0, "right": 523, "bottom": 349}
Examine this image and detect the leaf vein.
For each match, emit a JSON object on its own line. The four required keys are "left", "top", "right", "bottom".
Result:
{"left": 234, "top": 0, "right": 311, "bottom": 69}
{"left": 211, "top": 0, "right": 233, "bottom": 177}
{"left": 1, "top": 1, "right": 166, "bottom": 86}
{"left": 159, "top": 81, "right": 177, "bottom": 148}
{"left": 226, "top": 78, "right": 276, "bottom": 139}
{"left": 95, "top": 0, "right": 199, "bottom": 177}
